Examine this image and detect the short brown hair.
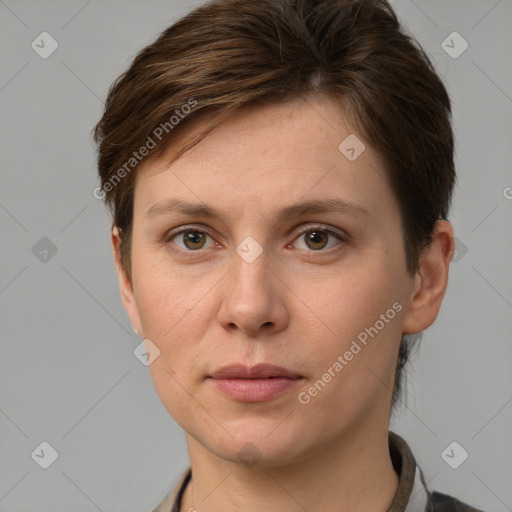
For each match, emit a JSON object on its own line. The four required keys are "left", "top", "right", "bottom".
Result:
{"left": 93, "top": 0, "right": 455, "bottom": 407}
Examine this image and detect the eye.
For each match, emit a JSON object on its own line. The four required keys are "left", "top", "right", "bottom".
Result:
{"left": 291, "top": 226, "right": 345, "bottom": 252}
{"left": 165, "top": 224, "right": 346, "bottom": 254}
{"left": 166, "top": 228, "right": 216, "bottom": 251}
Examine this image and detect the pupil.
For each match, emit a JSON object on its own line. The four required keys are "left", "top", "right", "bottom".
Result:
{"left": 307, "top": 230, "right": 327, "bottom": 249}
{"left": 185, "top": 231, "right": 204, "bottom": 249}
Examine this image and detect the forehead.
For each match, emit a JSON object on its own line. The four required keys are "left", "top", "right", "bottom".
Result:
{"left": 133, "top": 95, "right": 394, "bottom": 224}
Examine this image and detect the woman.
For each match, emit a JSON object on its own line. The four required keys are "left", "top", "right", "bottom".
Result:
{"left": 93, "top": 0, "right": 484, "bottom": 510}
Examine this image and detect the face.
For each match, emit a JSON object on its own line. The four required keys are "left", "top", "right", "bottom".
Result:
{"left": 113, "top": 94, "right": 445, "bottom": 467}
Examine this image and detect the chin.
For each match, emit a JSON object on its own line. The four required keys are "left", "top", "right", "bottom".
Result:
{"left": 203, "top": 422, "right": 313, "bottom": 468}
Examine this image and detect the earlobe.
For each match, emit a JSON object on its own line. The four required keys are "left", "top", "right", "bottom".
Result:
{"left": 111, "top": 225, "right": 143, "bottom": 336}
{"left": 402, "top": 220, "right": 455, "bottom": 334}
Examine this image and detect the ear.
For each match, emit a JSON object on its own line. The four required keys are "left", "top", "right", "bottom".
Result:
{"left": 402, "top": 220, "right": 455, "bottom": 334}
{"left": 111, "top": 225, "right": 143, "bottom": 336}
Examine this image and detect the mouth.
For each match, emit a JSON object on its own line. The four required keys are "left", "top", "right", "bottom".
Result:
{"left": 207, "top": 363, "right": 303, "bottom": 402}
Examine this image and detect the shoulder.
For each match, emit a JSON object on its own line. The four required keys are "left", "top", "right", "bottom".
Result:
{"left": 431, "top": 490, "right": 486, "bottom": 512}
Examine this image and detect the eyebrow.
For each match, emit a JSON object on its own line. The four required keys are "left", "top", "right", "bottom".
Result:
{"left": 145, "top": 197, "right": 368, "bottom": 224}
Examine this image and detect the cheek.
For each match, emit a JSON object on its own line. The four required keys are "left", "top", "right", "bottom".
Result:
{"left": 295, "top": 261, "right": 405, "bottom": 394}
{"left": 132, "top": 260, "right": 219, "bottom": 384}
{"left": 300, "top": 258, "right": 403, "bottom": 338}
{"left": 132, "top": 250, "right": 201, "bottom": 336}
{"left": 135, "top": 273, "right": 210, "bottom": 424}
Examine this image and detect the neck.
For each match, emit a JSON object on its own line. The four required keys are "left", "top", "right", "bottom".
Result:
{"left": 180, "top": 424, "right": 399, "bottom": 512}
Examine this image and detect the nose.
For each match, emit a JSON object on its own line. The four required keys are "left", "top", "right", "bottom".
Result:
{"left": 216, "top": 248, "right": 289, "bottom": 337}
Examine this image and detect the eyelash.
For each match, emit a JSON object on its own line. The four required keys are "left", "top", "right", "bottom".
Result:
{"left": 164, "top": 224, "right": 346, "bottom": 255}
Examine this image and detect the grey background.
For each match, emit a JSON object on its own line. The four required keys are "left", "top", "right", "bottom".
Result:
{"left": 0, "top": 0, "right": 511, "bottom": 511}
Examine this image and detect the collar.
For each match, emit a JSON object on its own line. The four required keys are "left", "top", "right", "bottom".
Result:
{"left": 152, "top": 431, "right": 433, "bottom": 512}
{"left": 388, "top": 431, "right": 432, "bottom": 512}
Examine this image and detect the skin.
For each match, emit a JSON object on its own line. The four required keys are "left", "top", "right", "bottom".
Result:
{"left": 111, "top": 93, "right": 454, "bottom": 512}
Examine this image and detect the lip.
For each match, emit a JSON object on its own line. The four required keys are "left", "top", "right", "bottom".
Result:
{"left": 209, "top": 363, "right": 301, "bottom": 380}
{"left": 208, "top": 364, "right": 303, "bottom": 403}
